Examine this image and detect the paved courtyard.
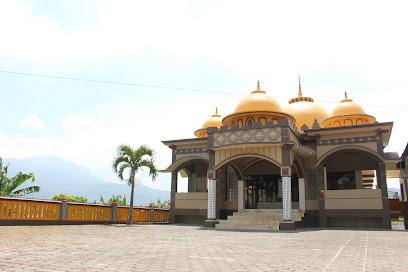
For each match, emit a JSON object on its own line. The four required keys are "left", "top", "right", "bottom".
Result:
{"left": 0, "top": 224, "right": 407, "bottom": 272}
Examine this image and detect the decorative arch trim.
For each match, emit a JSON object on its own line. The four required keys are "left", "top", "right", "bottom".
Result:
{"left": 161, "top": 156, "right": 209, "bottom": 173}
{"left": 317, "top": 145, "right": 384, "bottom": 166}
{"left": 228, "top": 161, "right": 244, "bottom": 180}
{"left": 212, "top": 153, "right": 283, "bottom": 171}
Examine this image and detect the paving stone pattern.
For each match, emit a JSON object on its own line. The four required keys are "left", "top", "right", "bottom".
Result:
{"left": 0, "top": 224, "right": 407, "bottom": 272}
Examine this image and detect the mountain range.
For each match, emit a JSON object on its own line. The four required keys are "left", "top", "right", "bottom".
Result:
{"left": 2, "top": 156, "right": 170, "bottom": 205}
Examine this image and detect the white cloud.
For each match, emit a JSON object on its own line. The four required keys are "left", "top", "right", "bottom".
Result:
{"left": 19, "top": 114, "right": 45, "bottom": 130}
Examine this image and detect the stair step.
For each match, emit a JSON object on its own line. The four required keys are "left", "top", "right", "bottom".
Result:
{"left": 216, "top": 209, "right": 305, "bottom": 231}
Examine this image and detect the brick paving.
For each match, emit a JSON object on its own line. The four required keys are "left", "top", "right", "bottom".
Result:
{"left": 0, "top": 224, "right": 407, "bottom": 272}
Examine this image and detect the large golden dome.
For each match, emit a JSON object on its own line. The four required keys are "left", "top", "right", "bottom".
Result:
{"left": 222, "top": 82, "right": 295, "bottom": 128}
{"left": 322, "top": 92, "right": 376, "bottom": 127}
{"left": 283, "top": 81, "right": 329, "bottom": 130}
{"left": 194, "top": 108, "right": 223, "bottom": 138}
{"left": 234, "top": 82, "right": 283, "bottom": 113}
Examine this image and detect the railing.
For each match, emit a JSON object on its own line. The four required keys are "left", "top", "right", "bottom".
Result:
{"left": 0, "top": 198, "right": 61, "bottom": 220}
{"left": 67, "top": 203, "right": 112, "bottom": 222}
{"left": 0, "top": 196, "right": 169, "bottom": 225}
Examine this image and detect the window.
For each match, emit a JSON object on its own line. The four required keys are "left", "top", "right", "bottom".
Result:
{"left": 228, "top": 172, "right": 238, "bottom": 201}
{"left": 327, "top": 172, "right": 356, "bottom": 190}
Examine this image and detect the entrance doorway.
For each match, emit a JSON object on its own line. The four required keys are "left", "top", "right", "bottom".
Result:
{"left": 244, "top": 175, "right": 299, "bottom": 209}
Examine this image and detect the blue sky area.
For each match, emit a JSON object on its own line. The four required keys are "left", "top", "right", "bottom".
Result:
{"left": 1, "top": 1, "right": 407, "bottom": 190}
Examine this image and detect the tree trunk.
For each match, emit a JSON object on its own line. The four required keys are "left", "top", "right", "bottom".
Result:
{"left": 128, "top": 176, "right": 135, "bottom": 225}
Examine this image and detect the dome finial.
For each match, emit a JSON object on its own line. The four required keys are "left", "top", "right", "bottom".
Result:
{"left": 212, "top": 107, "right": 221, "bottom": 117}
{"left": 298, "top": 76, "right": 303, "bottom": 97}
{"left": 251, "top": 80, "right": 266, "bottom": 94}
{"left": 341, "top": 91, "right": 353, "bottom": 103}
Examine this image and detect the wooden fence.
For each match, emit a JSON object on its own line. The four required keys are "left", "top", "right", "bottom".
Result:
{"left": 0, "top": 196, "right": 169, "bottom": 225}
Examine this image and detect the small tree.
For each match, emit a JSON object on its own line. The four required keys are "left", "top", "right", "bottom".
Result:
{"left": 52, "top": 193, "right": 87, "bottom": 203}
{"left": 150, "top": 198, "right": 170, "bottom": 208}
{"left": 0, "top": 158, "right": 39, "bottom": 197}
{"left": 100, "top": 194, "right": 127, "bottom": 205}
{"left": 112, "top": 144, "right": 157, "bottom": 225}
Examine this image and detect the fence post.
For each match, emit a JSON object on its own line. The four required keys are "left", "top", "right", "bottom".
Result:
{"left": 111, "top": 201, "right": 117, "bottom": 222}
{"left": 61, "top": 195, "right": 68, "bottom": 221}
{"left": 149, "top": 204, "right": 154, "bottom": 222}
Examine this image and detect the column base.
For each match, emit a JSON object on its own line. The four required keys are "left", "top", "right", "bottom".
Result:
{"left": 203, "top": 220, "right": 219, "bottom": 228}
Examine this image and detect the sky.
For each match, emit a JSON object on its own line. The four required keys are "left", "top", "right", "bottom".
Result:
{"left": 0, "top": 0, "right": 407, "bottom": 191}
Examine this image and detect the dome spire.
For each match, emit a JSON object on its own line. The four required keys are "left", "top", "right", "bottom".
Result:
{"left": 298, "top": 76, "right": 303, "bottom": 97}
{"left": 341, "top": 91, "right": 353, "bottom": 103}
{"left": 212, "top": 107, "right": 221, "bottom": 117}
{"left": 251, "top": 80, "right": 266, "bottom": 94}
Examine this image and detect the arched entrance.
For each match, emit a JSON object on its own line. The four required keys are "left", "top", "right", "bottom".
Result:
{"left": 317, "top": 147, "right": 390, "bottom": 228}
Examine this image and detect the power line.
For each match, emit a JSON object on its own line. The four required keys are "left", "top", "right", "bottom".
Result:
{"left": 0, "top": 69, "right": 406, "bottom": 108}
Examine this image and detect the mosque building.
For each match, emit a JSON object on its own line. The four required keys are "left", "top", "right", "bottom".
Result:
{"left": 162, "top": 80, "right": 400, "bottom": 230}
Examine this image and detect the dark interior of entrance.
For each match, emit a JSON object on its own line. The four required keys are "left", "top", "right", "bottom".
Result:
{"left": 245, "top": 175, "right": 299, "bottom": 209}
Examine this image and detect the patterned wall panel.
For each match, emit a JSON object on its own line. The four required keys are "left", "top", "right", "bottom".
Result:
{"left": 213, "top": 128, "right": 282, "bottom": 147}
{"left": 282, "top": 176, "right": 292, "bottom": 221}
{"left": 207, "top": 179, "right": 216, "bottom": 220}
{"left": 307, "top": 170, "right": 318, "bottom": 200}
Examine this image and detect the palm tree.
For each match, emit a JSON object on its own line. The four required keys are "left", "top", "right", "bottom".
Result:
{"left": 112, "top": 145, "right": 157, "bottom": 224}
{"left": 0, "top": 158, "right": 39, "bottom": 196}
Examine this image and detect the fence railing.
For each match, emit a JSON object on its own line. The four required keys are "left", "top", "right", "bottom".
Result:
{"left": 0, "top": 196, "right": 169, "bottom": 225}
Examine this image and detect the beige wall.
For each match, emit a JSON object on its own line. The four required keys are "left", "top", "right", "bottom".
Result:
{"left": 222, "top": 201, "right": 238, "bottom": 210}
{"left": 175, "top": 193, "right": 207, "bottom": 209}
{"left": 325, "top": 189, "right": 382, "bottom": 209}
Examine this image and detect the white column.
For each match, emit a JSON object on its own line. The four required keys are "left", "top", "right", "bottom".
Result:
{"left": 237, "top": 180, "right": 244, "bottom": 210}
{"left": 207, "top": 179, "right": 216, "bottom": 220}
{"left": 299, "top": 178, "right": 305, "bottom": 211}
{"left": 282, "top": 176, "right": 292, "bottom": 221}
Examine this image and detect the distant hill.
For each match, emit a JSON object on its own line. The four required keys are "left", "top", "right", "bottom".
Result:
{"left": 2, "top": 156, "right": 170, "bottom": 205}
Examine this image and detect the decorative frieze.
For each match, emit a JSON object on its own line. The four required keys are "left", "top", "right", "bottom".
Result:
{"left": 213, "top": 128, "right": 282, "bottom": 147}
{"left": 174, "top": 148, "right": 205, "bottom": 154}
{"left": 317, "top": 136, "right": 380, "bottom": 146}
{"left": 282, "top": 176, "right": 292, "bottom": 221}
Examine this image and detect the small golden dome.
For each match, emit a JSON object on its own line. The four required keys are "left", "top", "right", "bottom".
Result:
{"left": 322, "top": 92, "right": 376, "bottom": 128}
{"left": 234, "top": 81, "right": 283, "bottom": 113}
{"left": 284, "top": 78, "right": 329, "bottom": 130}
{"left": 331, "top": 92, "right": 365, "bottom": 117}
{"left": 194, "top": 108, "right": 223, "bottom": 138}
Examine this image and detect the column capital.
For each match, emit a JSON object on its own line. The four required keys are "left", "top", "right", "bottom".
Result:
{"left": 280, "top": 167, "right": 292, "bottom": 177}
{"left": 207, "top": 171, "right": 216, "bottom": 180}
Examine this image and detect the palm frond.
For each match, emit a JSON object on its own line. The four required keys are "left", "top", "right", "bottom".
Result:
{"left": 7, "top": 172, "right": 35, "bottom": 194}
{"left": 117, "top": 145, "right": 135, "bottom": 161}
{"left": 140, "top": 159, "right": 158, "bottom": 181}
{"left": 112, "top": 156, "right": 130, "bottom": 172}
{"left": 117, "top": 163, "right": 131, "bottom": 181}
{"left": 134, "top": 145, "right": 155, "bottom": 162}
{"left": 10, "top": 186, "right": 40, "bottom": 197}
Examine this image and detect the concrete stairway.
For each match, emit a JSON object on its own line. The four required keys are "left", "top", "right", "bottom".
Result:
{"left": 215, "top": 209, "right": 305, "bottom": 231}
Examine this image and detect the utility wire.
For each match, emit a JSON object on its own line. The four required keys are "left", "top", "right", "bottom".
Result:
{"left": 0, "top": 69, "right": 406, "bottom": 108}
